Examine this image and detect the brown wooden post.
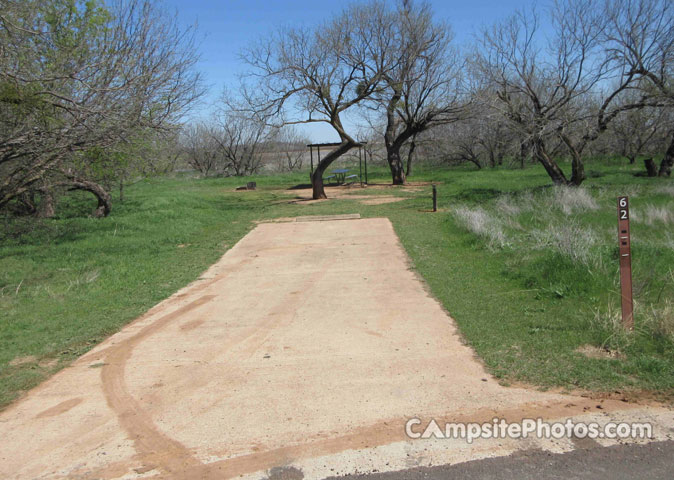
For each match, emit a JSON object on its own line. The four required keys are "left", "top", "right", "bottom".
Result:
{"left": 617, "top": 196, "right": 634, "bottom": 330}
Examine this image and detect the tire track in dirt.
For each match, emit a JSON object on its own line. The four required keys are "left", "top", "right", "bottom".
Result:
{"left": 159, "top": 398, "right": 642, "bottom": 479}
{"left": 101, "top": 295, "right": 217, "bottom": 475}
{"left": 98, "top": 255, "right": 328, "bottom": 478}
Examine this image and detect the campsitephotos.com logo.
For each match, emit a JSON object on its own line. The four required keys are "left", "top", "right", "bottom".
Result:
{"left": 405, "top": 417, "right": 653, "bottom": 444}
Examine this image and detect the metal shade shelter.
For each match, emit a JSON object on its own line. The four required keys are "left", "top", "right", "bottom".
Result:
{"left": 307, "top": 142, "right": 369, "bottom": 186}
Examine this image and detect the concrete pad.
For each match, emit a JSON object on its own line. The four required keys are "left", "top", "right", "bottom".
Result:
{"left": 0, "top": 218, "right": 671, "bottom": 479}
{"left": 295, "top": 214, "right": 361, "bottom": 222}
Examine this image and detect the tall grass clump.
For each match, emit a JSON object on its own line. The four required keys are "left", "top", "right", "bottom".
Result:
{"left": 495, "top": 195, "right": 521, "bottom": 216}
{"left": 452, "top": 206, "right": 507, "bottom": 250}
{"left": 552, "top": 186, "right": 599, "bottom": 215}
{"left": 495, "top": 192, "right": 537, "bottom": 217}
{"left": 655, "top": 184, "right": 674, "bottom": 197}
{"left": 592, "top": 298, "right": 674, "bottom": 353}
{"left": 531, "top": 222, "right": 598, "bottom": 267}
{"left": 591, "top": 302, "right": 634, "bottom": 352}
{"left": 666, "top": 233, "right": 674, "bottom": 251}
{"left": 643, "top": 204, "right": 674, "bottom": 225}
{"left": 642, "top": 299, "right": 674, "bottom": 344}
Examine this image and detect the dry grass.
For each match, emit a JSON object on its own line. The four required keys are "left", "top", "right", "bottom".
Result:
{"left": 642, "top": 299, "right": 674, "bottom": 344}
{"left": 495, "top": 187, "right": 598, "bottom": 219}
{"left": 666, "top": 232, "right": 674, "bottom": 251}
{"left": 495, "top": 195, "right": 522, "bottom": 216}
{"left": 575, "top": 344, "right": 624, "bottom": 360}
{"left": 552, "top": 186, "right": 599, "bottom": 215}
{"left": 655, "top": 184, "right": 674, "bottom": 197}
{"left": 531, "top": 222, "right": 597, "bottom": 266}
{"left": 593, "top": 287, "right": 674, "bottom": 350}
{"left": 452, "top": 206, "right": 507, "bottom": 250}
{"left": 591, "top": 302, "right": 634, "bottom": 351}
{"left": 643, "top": 204, "right": 674, "bottom": 225}
{"left": 495, "top": 192, "right": 537, "bottom": 217}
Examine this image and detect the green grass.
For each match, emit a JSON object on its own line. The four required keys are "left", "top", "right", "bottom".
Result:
{"left": 1, "top": 160, "right": 673, "bottom": 409}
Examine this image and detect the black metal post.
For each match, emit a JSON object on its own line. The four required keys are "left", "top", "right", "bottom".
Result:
{"left": 364, "top": 148, "right": 368, "bottom": 184}
{"left": 310, "top": 147, "right": 315, "bottom": 182}
{"left": 359, "top": 147, "right": 363, "bottom": 187}
{"left": 432, "top": 185, "right": 437, "bottom": 212}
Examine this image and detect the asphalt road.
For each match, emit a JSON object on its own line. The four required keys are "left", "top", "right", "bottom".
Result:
{"left": 331, "top": 440, "right": 674, "bottom": 480}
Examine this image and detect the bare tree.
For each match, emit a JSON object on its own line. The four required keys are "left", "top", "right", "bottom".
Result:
{"left": 181, "top": 123, "right": 222, "bottom": 177}
{"left": 609, "top": 102, "right": 667, "bottom": 166}
{"left": 273, "top": 127, "right": 310, "bottom": 172}
{"left": 473, "top": 0, "right": 660, "bottom": 186}
{"left": 148, "top": 130, "right": 185, "bottom": 176}
{"left": 211, "top": 112, "right": 271, "bottom": 176}
{"left": 241, "top": 1, "right": 396, "bottom": 198}
{"left": 418, "top": 105, "right": 519, "bottom": 170}
{"left": 0, "top": 0, "right": 203, "bottom": 216}
{"left": 360, "top": 0, "right": 466, "bottom": 184}
{"left": 602, "top": 0, "right": 674, "bottom": 176}
{"left": 432, "top": 122, "right": 484, "bottom": 169}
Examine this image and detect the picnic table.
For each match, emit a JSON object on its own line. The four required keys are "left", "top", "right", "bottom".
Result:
{"left": 332, "top": 168, "right": 349, "bottom": 183}
{"left": 325, "top": 168, "right": 358, "bottom": 184}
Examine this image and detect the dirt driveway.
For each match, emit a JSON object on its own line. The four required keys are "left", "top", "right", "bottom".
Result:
{"left": 0, "top": 217, "right": 671, "bottom": 479}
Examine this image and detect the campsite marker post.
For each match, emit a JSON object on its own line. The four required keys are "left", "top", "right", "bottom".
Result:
{"left": 617, "top": 196, "right": 634, "bottom": 330}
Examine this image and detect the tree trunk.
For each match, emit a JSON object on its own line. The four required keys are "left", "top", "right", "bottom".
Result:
{"left": 644, "top": 158, "right": 658, "bottom": 177}
{"left": 36, "top": 188, "right": 55, "bottom": 218}
{"left": 386, "top": 143, "right": 407, "bottom": 185}
{"left": 466, "top": 156, "right": 482, "bottom": 170}
{"left": 310, "top": 141, "right": 355, "bottom": 199}
{"left": 406, "top": 135, "right": 416, "bottom": 177}
{"left": 658, "top": 133, "right": 674, "bottom": 177}
{"left": 532, "top": 139, "right": 569, "bottom": 185}
{"left": 560, "top": 132, "right": 585, "bottom": 186}
{"left": 70, "top": 180, "right": 112, "bottom": 217}
{"left": 310, "top": 167, "right": 327, "bottom": 199}
{"left": 569, "top": 152, "right": 585, "bottom": 186}
{"left": 519, "top": 141, "right": 528, "bottom": 169}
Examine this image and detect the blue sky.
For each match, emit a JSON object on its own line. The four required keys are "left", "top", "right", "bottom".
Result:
{"left": 163, "top": 0, "right": 539, "bottom": 141}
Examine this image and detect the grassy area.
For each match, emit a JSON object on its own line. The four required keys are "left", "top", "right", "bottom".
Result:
{"left": 1, "top": 160, "right": 673, "bottom": 409}
{"left": 398, "top": 164, "right": 674, "bottom": 396}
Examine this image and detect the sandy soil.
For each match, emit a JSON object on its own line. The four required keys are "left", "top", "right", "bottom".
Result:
{"left": 0, "top": 217, "right": 671, "bottom": 479}
{"left": 284, "top": 183, "right": 425, "bottom": 205}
